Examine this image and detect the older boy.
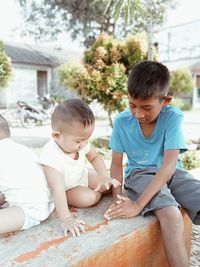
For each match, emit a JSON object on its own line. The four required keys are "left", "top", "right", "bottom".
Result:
{"left": 104, "top": 61, "right": 200, "bottom": 267}
{"left": 40, "top": 99, "right": 120, "bottom": 238}
{"left": 0, "top": 115, "right": 54, "bottom": 234}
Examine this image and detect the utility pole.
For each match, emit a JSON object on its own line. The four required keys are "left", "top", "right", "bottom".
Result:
{"left": 146, "top": 0, "right": 153, "bottom": 60}
{"left": 167, "top": 30, "right": 171, "bottom": 61}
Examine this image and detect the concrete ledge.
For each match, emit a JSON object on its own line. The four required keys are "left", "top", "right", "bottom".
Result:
{"left": 0, "top": 194, "right": 192, "bottom": 267}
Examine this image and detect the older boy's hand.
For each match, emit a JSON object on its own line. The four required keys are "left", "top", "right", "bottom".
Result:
{"left": 61, "top": 216, "right": 85, "bottom": 237}
{"left": 104, "top": 195, "right": 142, "bottom": 220}
{"left": 94, "top": 178, "right": 121, "bottom": 193}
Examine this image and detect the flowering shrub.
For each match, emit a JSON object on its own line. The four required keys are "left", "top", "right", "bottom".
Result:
{"left": 0, "top": 41, "right": 12, "bottom": 89}
{"left": 59, "top": 33, "right": 148, "bottom": 126}
{"left": 180, "top": 151, "right": 200, "bottom": 170}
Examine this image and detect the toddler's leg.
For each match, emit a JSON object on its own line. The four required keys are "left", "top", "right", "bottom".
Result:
{"left": 66, "top": 186, "right": 101, "bottom": 208}
{"left": 154, "top": 206, "right": 189, "bottom": 267}
{"left": 0, "top": 207, "right": 25, "bottom": 235}
{"left": 66, "top": 169, "right": 112, "bottom": 208}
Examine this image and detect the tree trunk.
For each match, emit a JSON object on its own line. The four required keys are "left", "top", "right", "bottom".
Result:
{"left": 146, "top": 0, "right": 153, "bottom": 61}
{"left": 108, "top": 110, "right": 113, "bottom": 128}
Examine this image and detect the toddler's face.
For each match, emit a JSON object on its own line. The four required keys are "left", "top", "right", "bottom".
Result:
{"left": 53, "top": 122, "right": 95, "bottom": 154}
{"left": 128, "top": 95, "right": 170, "bottom": 124}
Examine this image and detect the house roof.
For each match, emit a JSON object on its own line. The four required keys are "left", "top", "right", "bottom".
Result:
{"left": 4, "top": 42, "right": 80, "bottom": 67}
{"left": 163, "top": 57, "right": 200, "bottom": 72}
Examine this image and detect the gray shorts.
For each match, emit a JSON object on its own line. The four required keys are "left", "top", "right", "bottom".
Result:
{"left": 124, "top": 168, "right": 200, "bottom": 224}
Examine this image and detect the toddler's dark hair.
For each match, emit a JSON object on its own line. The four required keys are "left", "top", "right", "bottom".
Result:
{"left": 51, "top": 99, "right": 95, "bottom": 131}
{"left": 128, "top": 61, "right": 170, "bottom": 99}
{"left": 0, "top": 114, "right": 11, "bottom": 138}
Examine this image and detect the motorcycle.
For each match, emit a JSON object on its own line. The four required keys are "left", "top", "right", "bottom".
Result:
{"left": 17, "top": 95, "right": 58, "bottom": 128}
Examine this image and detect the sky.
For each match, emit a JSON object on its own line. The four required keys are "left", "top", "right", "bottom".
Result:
{"left": 0, "top": 0, "right": 200, "bottom": 58}
{"left": 0, "top": 0, "right": 81, "bottom": 50}
{"left": 155, "top": 0, "right": 200, "bottom": 61}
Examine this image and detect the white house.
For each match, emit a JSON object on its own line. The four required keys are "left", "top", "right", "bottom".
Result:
{"left": 0, "top": 42, "right": 79, "bottom": 108}
{"left": 164, "top": 57, "right": 200, "bottom": 109}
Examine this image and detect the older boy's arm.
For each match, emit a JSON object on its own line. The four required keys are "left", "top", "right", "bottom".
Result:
{"left": 105, "top": 150, "right": 179, "bottom": 219}
{"left": 110, "top": 151, "right": 123, "bottom": 199}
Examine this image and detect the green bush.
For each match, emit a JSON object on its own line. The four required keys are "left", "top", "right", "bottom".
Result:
{"left": 0, "top": 40, "right": 12, "bottom": 89}
{"left": 180, "top": 151, "right": 200, "bottom": 171}
{"left": 170, "top": 98, "right": 192, "bottom": 111}
{"left": 169, "top": 68, "right": 194, "bottom": 97}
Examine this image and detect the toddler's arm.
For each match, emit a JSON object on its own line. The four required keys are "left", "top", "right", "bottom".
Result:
{"left": 43, "top": 166, "right": 85, "bottom": 237}
{"left": 86, "top": 146, "right": 121, "bottom": 192}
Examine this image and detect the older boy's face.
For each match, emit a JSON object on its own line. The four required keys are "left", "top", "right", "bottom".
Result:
{"left": 128, "top": 95, "right": 170, "bottom": 124}
{"left": 53, "top": 123, "right": 95, "bottom": 154}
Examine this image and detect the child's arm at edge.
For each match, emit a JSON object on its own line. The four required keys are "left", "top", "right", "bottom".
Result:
{"left": 43, "top": 165, "right": 85, "bottom": 236}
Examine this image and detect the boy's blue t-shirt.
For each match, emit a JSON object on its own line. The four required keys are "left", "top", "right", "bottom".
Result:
{"left": 110, "top": 105, "right": 187, "bottom": 178}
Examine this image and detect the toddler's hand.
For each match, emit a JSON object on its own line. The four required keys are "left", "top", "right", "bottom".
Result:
{"left": 94, "top": 177, "right": 121, "bottom": 192}
{"left": 61, "top": 216, "right": 85, "bottom": 237}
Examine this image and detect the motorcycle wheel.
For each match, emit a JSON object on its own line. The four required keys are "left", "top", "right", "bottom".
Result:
{"left": 20, "top": 107, "right": 38, "bottom": 128}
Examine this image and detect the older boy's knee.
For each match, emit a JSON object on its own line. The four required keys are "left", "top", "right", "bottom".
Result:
{"left": 154, "top": 206, "right": 184, "bottom": 233}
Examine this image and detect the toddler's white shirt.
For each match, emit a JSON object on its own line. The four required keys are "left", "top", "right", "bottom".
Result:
{"left": 40, "top": 139, "right": 91, "bottom": 190}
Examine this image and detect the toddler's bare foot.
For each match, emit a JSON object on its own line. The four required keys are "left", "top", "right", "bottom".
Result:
{"left": 0, "top": 202, "right": 9, "bottom": 209}
{"left": 0, "top": 193, "right": 8, "bottom": 208}
{"left": 0, "top": 193, "right": 5, "bottom": 205}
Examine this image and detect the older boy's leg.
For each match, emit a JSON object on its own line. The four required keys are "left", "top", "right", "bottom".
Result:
{"left": 66, "top": 169, "right": 110, "bottom": 208}
{"left": 0, "top": 207, "right": 25, "bottom": 235}
{"left": 154, "top": 206, "right": 189, "bottom": 267}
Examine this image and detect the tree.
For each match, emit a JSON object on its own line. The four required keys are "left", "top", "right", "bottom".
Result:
{"left": 59, "top": 33, "right": 148, "bottom": 127}
{"left": 17, "top": 0, "right": 173, "bottom": 47}
{"left": 0, "top": 41, "right": 12, "bottom": 90}
{"left": 100, "top": 0, "right": 173, "bottom": 60}
{"left": 169, "top": 68, "right": 194, "bottom": 96}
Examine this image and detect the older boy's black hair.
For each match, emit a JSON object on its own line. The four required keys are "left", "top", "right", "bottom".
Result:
{"left": 0, "top": 114, "right": 11, "bottom": 138}
{"left": 51, "top": 99, "right": 95, "bottom": 131}
{"left": 128, "top": 61, "right": 170, "bottom": 99}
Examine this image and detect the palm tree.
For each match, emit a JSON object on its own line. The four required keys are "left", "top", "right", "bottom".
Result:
{"left": 101, "top": 0, "right": 154, "bottom": 60}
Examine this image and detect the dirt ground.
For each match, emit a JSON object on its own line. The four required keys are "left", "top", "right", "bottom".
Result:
{"left": 191, "top": 225, "right": 200, "bottom": 266}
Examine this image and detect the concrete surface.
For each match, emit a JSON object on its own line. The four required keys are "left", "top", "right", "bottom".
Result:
{"left": 0, "top": 194, "right": 192, "bottom": 267}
